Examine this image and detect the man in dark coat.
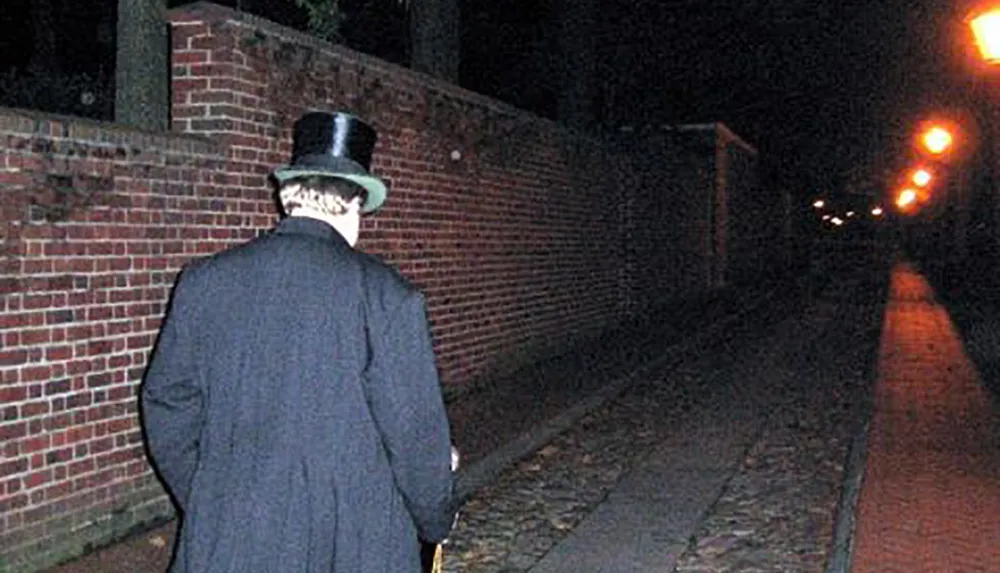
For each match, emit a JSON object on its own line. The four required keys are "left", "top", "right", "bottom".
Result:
{"left": 141, "top": 111, "right": 457, "bottom": 573}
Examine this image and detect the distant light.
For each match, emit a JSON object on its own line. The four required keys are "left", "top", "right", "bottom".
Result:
{"left": 813, "top": 199, "right": 825, "bottom": 208}
{"left": 846, "top": 211, "right": 856, "bottom": 217}
{"left": 822, "top": 214, "right": 832, "bottom": 220}
{"left": 912, "top": 168, "right": 932, "bottom": 187}
{"left": 971, "top": 9, "right": 1000, "bottom": 64}
{"left": 897, "top": 189, "right": 918, "bottom": 207}
{"left": 830, "top": 217, "right": 844, "bottom": 226}
{"left": 921, "top": 127, "right": 953, "bottom": 155}
{"left": 872, "top": 207, "right": 884, "bottom": 216}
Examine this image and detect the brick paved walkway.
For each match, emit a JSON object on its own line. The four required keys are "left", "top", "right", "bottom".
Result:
{"left": 851, "top": 262, "right": 1000, "bottom": 573}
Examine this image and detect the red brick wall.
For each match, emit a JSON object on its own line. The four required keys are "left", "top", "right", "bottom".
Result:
{"left": 0, "top": 111, "right": 241, "bottom": 571}
{"left": 0, "top": 3, "right": 664, "bottom": 570}
{"left": 621, "top": 133, "right": 712, "bottom": 310}
{"left": 617, "top": 124, "right": 755, "bottom": 309}
{"left": 167, "top": 2, "right": 635, "bottom": 389}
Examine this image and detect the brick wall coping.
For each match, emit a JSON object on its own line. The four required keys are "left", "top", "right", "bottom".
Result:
{"left": 621, "top": 122, "right": 756, "bottom": 156}
{"left": 166, "top": 2, "right": 597, "bottom": 143}
{"left": 0, "top": 105, "right": 222, "bottom": 157}
{"left": 713, "top": 123, "right": 757, "bottom": 155}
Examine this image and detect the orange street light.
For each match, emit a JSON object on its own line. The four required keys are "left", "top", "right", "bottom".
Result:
{"left": 912, "top": 168, "right": 933, "bottom": 187}
{"left": 971, "top": 7, "right": 1000, "bottom": 63}
{"left": 897, "top": 188, "right": 918, "bottom": 208}
{"left": 920, "top": 126, "right": 954, "bottom": 155}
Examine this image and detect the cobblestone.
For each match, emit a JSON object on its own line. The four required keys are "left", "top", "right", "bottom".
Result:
{"left": 664, "top": 283, "right": 878, "bottom": 573}
{"left": 441, "top": 269, "right": 881, "bottom": 573}
{"left": 673, "top": 410, "right": 856, "bottom": 572}
{"left": 444, "top": 370, "right": 695, "bottom": 573}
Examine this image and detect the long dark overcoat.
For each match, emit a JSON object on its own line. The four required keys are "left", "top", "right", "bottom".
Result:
{"left": 141, "top": 216, "right": 455, "bottom": 573}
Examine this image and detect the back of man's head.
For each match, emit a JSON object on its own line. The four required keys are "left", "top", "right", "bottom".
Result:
{"left": 278, "top": 176, "right": 368, "bottom": 218}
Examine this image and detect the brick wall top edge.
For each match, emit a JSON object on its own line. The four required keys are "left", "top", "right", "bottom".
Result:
{"left": 0, "top": 106, "right": 223, "bottom": 157}
{"left": 165, "top": 1, "right": 235, "bottom": 24}
{"left": 613, "top": 132, "right": 716, "bottom": 159}
{"left": 617, "top": 122, "right": 756, "bottom": 157}
{"left": 715, "top": 123, "right": 758, "bottom": 156}
{"left": 164, "top": 2, "right": 602, "bottom": 145}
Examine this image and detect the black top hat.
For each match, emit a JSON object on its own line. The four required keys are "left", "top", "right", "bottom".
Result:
{"left": 272, "top": 111, "right": 388, "bottom": 213}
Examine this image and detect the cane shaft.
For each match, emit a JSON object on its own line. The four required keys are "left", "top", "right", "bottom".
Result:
{"left": 431, "top": 544, "right": 443, "bottom": 573}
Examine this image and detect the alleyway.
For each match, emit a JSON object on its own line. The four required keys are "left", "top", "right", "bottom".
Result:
{"left": 40, "top": 253, "right": 1000, "bottom": 573}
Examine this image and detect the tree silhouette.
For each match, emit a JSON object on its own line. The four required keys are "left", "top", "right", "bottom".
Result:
{"left": 115, "top": 0, "right": 169, "bottom": 130}
{"left": 292, "top": 0, "right": 459, "bottom": 82}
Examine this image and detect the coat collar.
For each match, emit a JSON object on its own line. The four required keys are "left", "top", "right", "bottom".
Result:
{"left": 272, "top": 216, "right": 351, "bottom": 249}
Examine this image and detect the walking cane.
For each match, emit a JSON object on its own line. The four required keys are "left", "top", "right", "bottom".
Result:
{"left": 421, "top": 447, "right": 460, "bottom": 573}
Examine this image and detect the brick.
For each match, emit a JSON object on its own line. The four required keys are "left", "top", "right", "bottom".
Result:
{"left": 21, "top": 434, "right": 50, "bottom": 452}
{"left": 22, "top": 295, "right": 55, "bottom": 310}
{"left": 173, "top": 50, "right": 210, "bottom": 65}
{"left": 0, "top": 493, "right": 28, "bottom": 512}
{"left": 20, "top": 328, "right": 51, "bottom": 345}
{"left": 87, "top": 339, "right": 114, "bottom": 356}
{"left": 20, "top": 401, "right": 49, "bottom": 418}
{"left": 86, "top": 373, "right": 113, "bottom": 388}
{"left": 43, "top": 479, "right": 73, "bottom": 502}
{"left": 45, "top": 309, "right": 74, "bottom": 324}
{"left": 44, "top": 412, "right": 72, "bottom": 431}
{"left": 22, "top": 468, "right": 53, "bottom": 490}
{"left": 21, "top": 365, "right": 52, "bottom": 382}
{"left": 0, "top": 458, "right": 28, "bottom": 478}
{"left": 44, "top": 345, "right": 73, "bottom": 362}
{"left": 65, "top": 393, "right": 93, "bottom": 411}
{"left": 44, "top": 378, "right": 72, "bottom": 396}
{"left": 1, "top": 405, "right": 18, "bottom": 422}
{"left": 68, "top": 458, "right": 95, "bottom": 477}
{"left": 107, "top": 386, "right": 134, "bottom": 402}
{"left": 0, "top": 349, "right": 28, "bottom": 369}
{"left": 8, "top": 475, "right": 28, "bottom": 498}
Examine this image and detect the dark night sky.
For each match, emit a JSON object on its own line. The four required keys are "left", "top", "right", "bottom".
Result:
{"left": 597, "top": 0, "right": 981, "bottom": 196}
{"left": 0, "top": 0, "right": 987, "bottom": 198}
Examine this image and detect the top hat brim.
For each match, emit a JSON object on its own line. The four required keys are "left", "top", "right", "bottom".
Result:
{"left": 272, "top": 167, "right": 388, "bottom": 214}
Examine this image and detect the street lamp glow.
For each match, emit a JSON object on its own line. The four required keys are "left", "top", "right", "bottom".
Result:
{"left": 921, "top": 126, "right": 954, "bottom": 155}
{"left": 912, "top": 168, "right": 932, "bottom": 187}
{"left": 871, "top": 206, "right": 884, "bottom": 216}
{"left": 971, "top": 9, "right": 1000, "bottom": 63}
{"left": 813, "top": 199, "right": 825, "bottom": 208}
{"left": 897, "top": 189, "right": 918, "bottom": 208}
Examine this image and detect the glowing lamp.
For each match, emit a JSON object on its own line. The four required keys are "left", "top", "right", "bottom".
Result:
{"left": 921, "top": 127, "right": 953, "bottom": 155}
{"left": 871, "top": 207, "right": 884, "bottom": 216}
{"left": 897, "top": 189, "right": 918, "bottom": 208}
{"left": 912, "top": 168, "right": 932, "bottom": 187}
{"left": 971, "top": 8, "right": 1000, "bottom": 64}
{"left": 813, "top": 199, "right": 825, "bottom": 208}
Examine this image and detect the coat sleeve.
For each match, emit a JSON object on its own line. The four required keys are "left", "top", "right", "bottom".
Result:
{"left": 141, "top": 267, "right": 204, "bottom": 512}
{"left": 363, "top": 290, "right": 456, "bottom": 543}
